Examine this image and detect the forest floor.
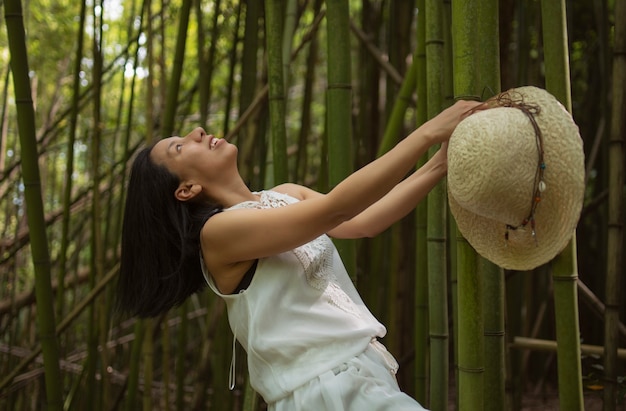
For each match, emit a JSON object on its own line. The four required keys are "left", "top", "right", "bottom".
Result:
{"left": 445, "top": 381, "right": 620, "bottom": 410}
{"left": 519, "top": 390, "right": 606, "bottom": 410}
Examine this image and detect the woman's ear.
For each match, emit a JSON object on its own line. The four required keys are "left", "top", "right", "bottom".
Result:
{"left": 175, "top": 183, "right": 202, "bottom": 202}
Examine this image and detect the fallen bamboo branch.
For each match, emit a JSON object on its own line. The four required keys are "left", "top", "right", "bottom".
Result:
{"left": 577, "top": 279, "right": 626, "bottom": 341}
{"left": 510, "top": 336, "right": 626, "bottom": 360}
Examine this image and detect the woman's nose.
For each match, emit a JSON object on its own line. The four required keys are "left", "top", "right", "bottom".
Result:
{"left": 185, "top": 127, "right": 206, "bottom": 141}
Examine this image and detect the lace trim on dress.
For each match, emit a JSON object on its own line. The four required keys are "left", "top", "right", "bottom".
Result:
{"left": 229, "top": 191, "right": 361, "bottom": 318}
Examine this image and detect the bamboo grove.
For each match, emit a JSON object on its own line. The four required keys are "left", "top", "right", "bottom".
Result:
{"left": 0, "top": 0, "right": 624, "bottom": 410}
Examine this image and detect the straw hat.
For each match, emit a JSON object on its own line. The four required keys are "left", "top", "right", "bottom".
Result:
{"left": 447, "top": 86, "right": 585, "bottom": 270}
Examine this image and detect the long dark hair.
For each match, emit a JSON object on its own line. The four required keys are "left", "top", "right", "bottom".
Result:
{"left": 116, "top": 146, "right": 221, "bottom": 318}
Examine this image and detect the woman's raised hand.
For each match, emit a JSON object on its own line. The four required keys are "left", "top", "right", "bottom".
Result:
{"left": 418, "top": 99, "right": 485, "bottom": 144}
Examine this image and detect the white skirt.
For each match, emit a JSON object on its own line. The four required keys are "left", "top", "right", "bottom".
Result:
{"left": 269, "top": 340, "right": 428, "bottom": 411}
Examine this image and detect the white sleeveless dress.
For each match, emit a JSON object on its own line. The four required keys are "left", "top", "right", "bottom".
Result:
{"left": 201, "top": 190, "right": 427, "bottom": 410}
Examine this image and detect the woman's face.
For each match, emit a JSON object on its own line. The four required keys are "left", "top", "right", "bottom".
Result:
{"left": 151, "top": 127, "right": 237, "bottom": 189}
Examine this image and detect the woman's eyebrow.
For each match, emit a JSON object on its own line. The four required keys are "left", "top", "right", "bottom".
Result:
{"left": 166, "top": 138, "right": 180, "bottom": 156}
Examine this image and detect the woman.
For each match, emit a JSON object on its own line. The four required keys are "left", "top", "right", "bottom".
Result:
{"left": 117, "top": 99, "right": 481, "bottom": 410}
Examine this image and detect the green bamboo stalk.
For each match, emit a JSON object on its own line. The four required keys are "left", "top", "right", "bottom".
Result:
{"left": 456, "top": 237, "right": 483, "bottom": 411}
{"left": 413, "top": 1, "right": 429, "bottom": 403}
{"left": 295, "top": 0, "right": 323, "bottom": 183}
{"left": 480, "top": 258, "right": 505, "bottom": 410}
{"left": 145, "top": 0, "right": 155, "bottom": 144}
{"left": 213, "top": 310, "right": 235, "bottom": 409}
{"left": 451, "top": 0, "right": 484, "bottom": 409}
{"left": 264, "top": 0, "right": 288, "bottom": 184}
{"left": 242, "top": 377, "right": 259, "bottom": 411}
{"left": 0, "top": 71, "right": 9, "bottom": 177}
{"left": 176, "top": 302, "right": 188, "bottom": 411}
{"left": 424, "top": 0, "right": 448, "bottom": 408}
{"left": 196, "top": 0, "right": 221, "bottom": 126}
{"left": 440, "top": 2, "right": 459, "bottom": 408}
{"left": 192, "top": 301, "right": 214, "bottom": 408}
{"left": 109, "top": 5, "right": 142, "bottom": 401}
{"left": 125, "top": 321, "right": 144, "bottom": 411}
{"left": 540, "top": 1, "right": 584, "bottom": 409}
{"left": 143, "top": 318, "right": 155, "bottom": 410}
{"left": 57, "top": 0, "right": 87, "bottom": 317}
{"left": 87, "top": 1, "right": 106, "bottom": 406}
{"left": 223, "top": 2, "right": 243, "bottom": 136}
{"left": 352, "top": 1, "right": 382, "bottom": 167}
{"left": 476, "top": 1, "right": 505, "bottom": 410}
{"left": 162, "top": 0, "right": 192, "bottom": 137}
{"left": 604, "top": 1, "right": 626, "bottom": 409}
{"left": 237, "top": 0, "right": 261, "bottom": 181}
{"left": 386, "top": 226, "right": 401, "bottom": 358}
{"left": 141, "top": 1, "right": 156, "bottom": 408}
{"left": 325, "top": 0, "right": 356, "bottom": 277}
{"left": 162, "top": 319, "right": 171, "bottom": 410}
{"left": 385, "top": 1, "right": 412, "bottom": 122}
{"left": 282, "top": 0, "right": 298, "bottom": 92}
{"left": 4, "top": 1, "right": 63, "bottom": 409}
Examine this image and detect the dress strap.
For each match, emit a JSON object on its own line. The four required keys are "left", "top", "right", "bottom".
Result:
{"left": 229, "top": 331, "right": 237, "bottom": 390}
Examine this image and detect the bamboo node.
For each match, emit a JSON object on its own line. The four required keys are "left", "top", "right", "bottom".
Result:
{"left": 551, "top": 274, "right": 579, "bottom": 282}
{"left": 484, "top": 330, "right": 506, "bottom": 337}
{"left": 457, "top": 365, "right": 485, "bottom": 374}
{"left": 327, "top": 83, "right": 352, "bottom": 90}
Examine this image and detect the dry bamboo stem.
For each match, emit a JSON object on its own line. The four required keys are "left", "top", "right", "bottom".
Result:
{"left": 510, "top": 336, "right": 626, "bottom": 360}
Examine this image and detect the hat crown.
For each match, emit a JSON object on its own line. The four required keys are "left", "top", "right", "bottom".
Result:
{"left": 448, "top": 107, "right": 540, "bottom": 226}
{"left": 447, "top": 86, "right": 585, "bottom": 270}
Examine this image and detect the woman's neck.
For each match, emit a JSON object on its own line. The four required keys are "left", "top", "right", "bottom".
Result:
{"left": 212, "top": 177, "right": 259, "bottom": 208}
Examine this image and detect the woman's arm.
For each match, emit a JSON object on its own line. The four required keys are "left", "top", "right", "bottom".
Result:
{"left": 278, "top": 144, "right": 447, "bottom": 239}
{"left": 201, "top": 101, "right": 480, "bottom": 284}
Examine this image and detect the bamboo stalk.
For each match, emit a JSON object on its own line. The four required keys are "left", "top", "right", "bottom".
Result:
{"left": 476, "top": 1, "right": 505, "bottom": 409}
{"left": 325, "top": 0, "right": 356, "bottom": 277}
{"left": 142, "top": 318, "right": 154, "bottom": 410}
{"left": 197, "top": 0, "right": 221, "bottom": 126}
{"left": 295, "top": 0, "right": 323, "bottom": 183}
{"left": 236, "top": 0, "right": 261, "bottom": 181}
{"left": 145, "top": 0, "right": 155, "bottom": 144}
{"left": 604, "top": 0, "right": 626, "bottom": 408}
{"left": 57, "top": 0, "right": 87, "bottom": 318}
{"left": 87, "top": 1, "right": 106, "bottom": 406}
{"left": 414, "top": 0, "right": 429, "bottom": 403}
{"left": 264, "top": 0, "right": 288, "bottom": 184}
{"left": 450, "top": 0, "right": 484, "bottom": 409}
{"left": 540, "top": 0, "right": 584, "bottom": 409}
{"left": 4, "top": 0, "right": 64, "bottom": 409}
{"left": 161, "top": 0, "right": 192, "bottom": 137}
{"left": 124, "top": 320, "right": 143, "bottom": 411}
{"left": 282, "top": 0, "right": 298, "bottom": 92}
{"left": 425, "top": 0, "right": 448, "bottom": 409}
{"left": 223, "top": 3, "right": 243, "bottom": 137}
{"left": 176, "top": 302, "right": 188, "bottom": 410}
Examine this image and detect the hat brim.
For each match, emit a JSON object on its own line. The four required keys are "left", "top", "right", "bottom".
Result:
{"left": 447, "top": 86, "right": 585, "bottom": 270}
